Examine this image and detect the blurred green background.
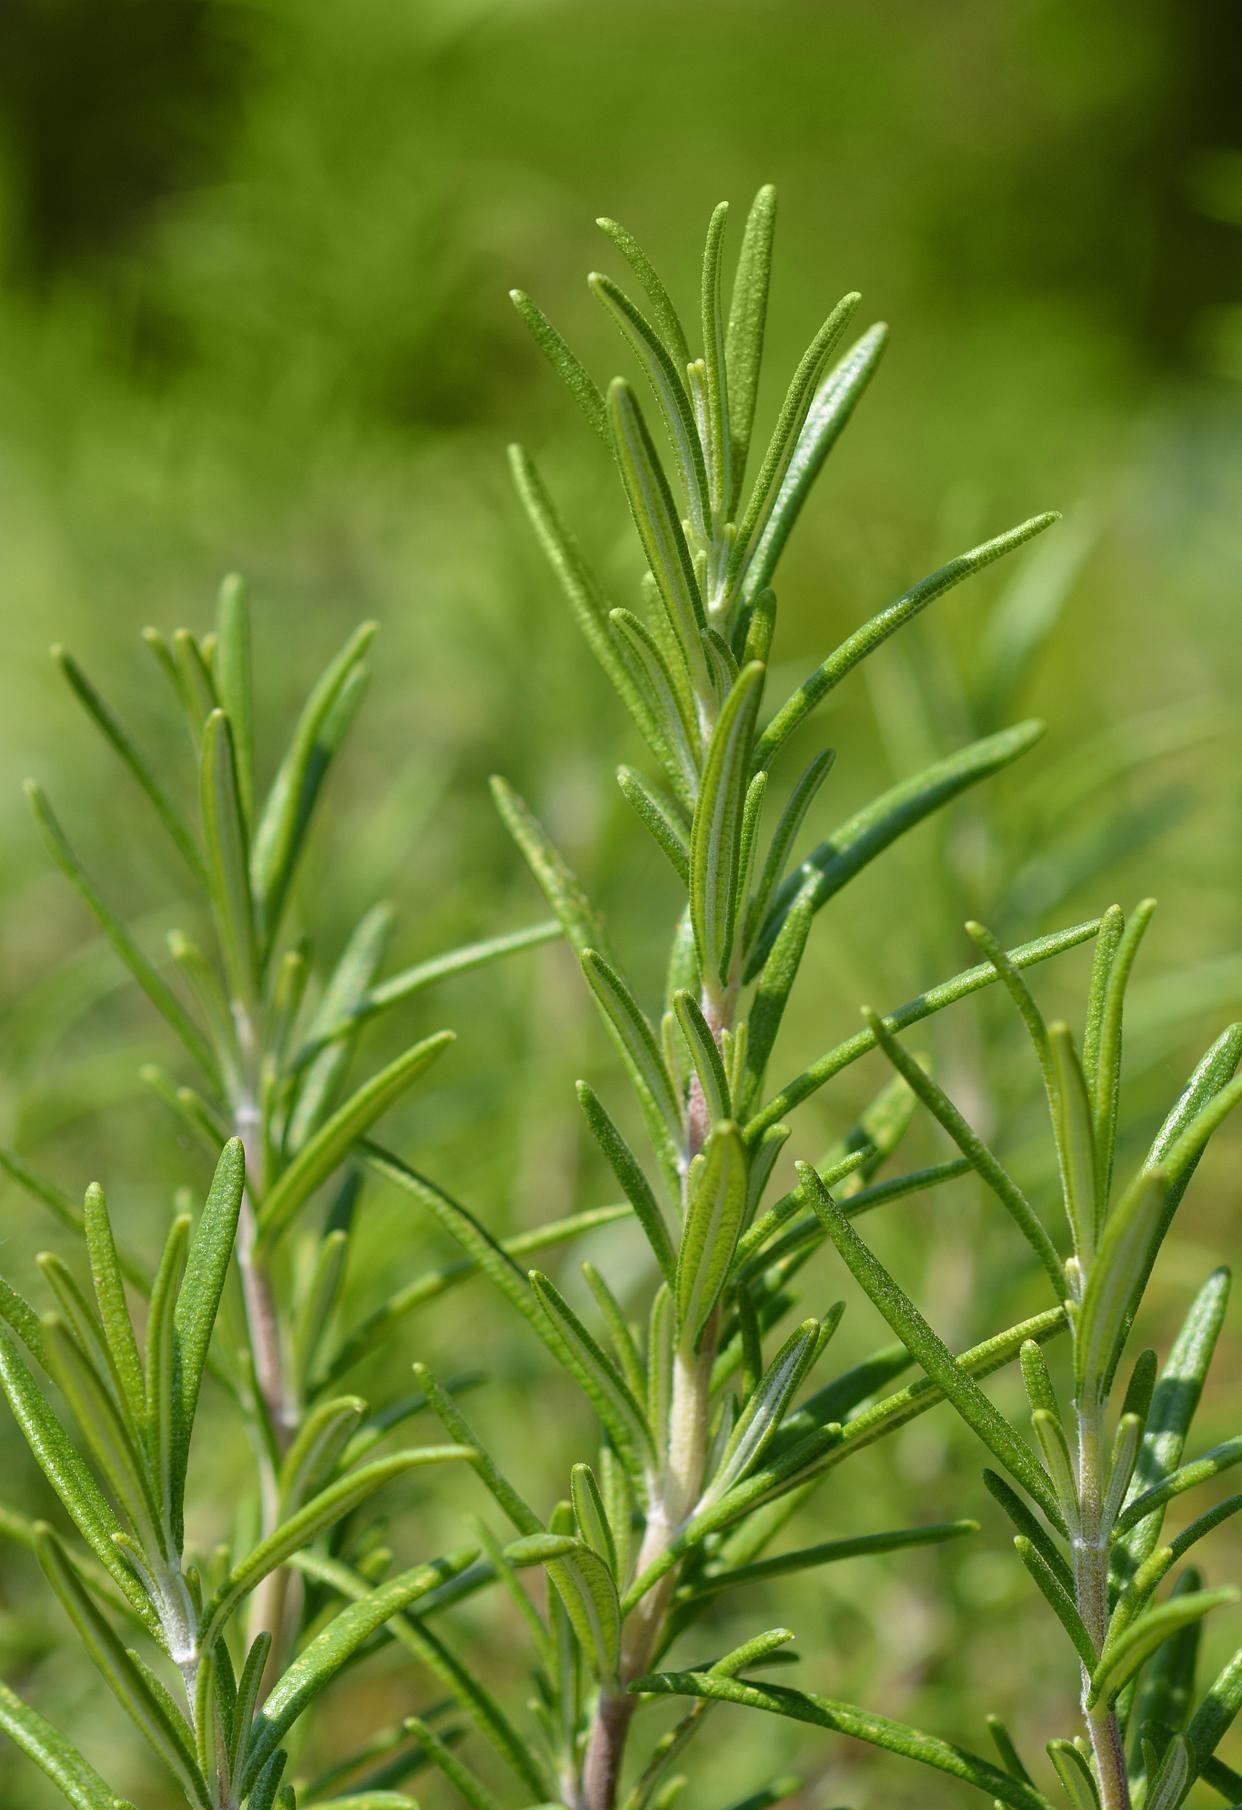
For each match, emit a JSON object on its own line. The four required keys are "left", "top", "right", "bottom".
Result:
{"left": 1, "top": 1, "right": 1240, "bottom": 1804}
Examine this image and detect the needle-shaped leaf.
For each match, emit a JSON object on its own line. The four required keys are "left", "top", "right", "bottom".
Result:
{"left": 509, "top": 447, "right": 662, "bottom": 753}
{"left": 743, "top": 751, "right": 834, "bottom": 949}
{"left": 576, "top": 1082, "right": 677, "bottom": 1286}
{"left": 491, "top": 776, "right": 608, "bottom": 959}
{"left": 243, "top": 1546, "right": 478, "bottom": 1791}
{"left": 1114, "top": 1438, "right": 1242, "bottom": 1537}
{"left": 607, "top": 379, "right": 709, "bottom": 693}
{"left": 0, "top": 1676, "right": 127, "bottom": 1810}
{"left": 1013, "top": 1535, "right": 1095, "bottom": 1667}
{"left": 412, "top": 1362, "right": 541, "bottom": 1536}
{"left": 691, "top": 662, "right": 765, "bottom": 990}
{"left": 686, "top": 1518, "right": 977, "bottom": 1602}
{"left": 261, "top": 1031, "right": 454, "bottom": 1242}
{"left": 724, "top": 184, "right": 776, "bottom": 508}
{"left": 742, "top": 891, "right": 814, "bottom": 1107}
{"left": 616, "top": 769, "right": 690, "bottom": 889}
{"left": 756, "top": 514, "right": 1054, "bottom": 771}
{"left": 1046, "top": 1740, "right": 1098, "bottom": 1810}
{"left": 1079, "top": 1076, "right": 1242, "bottom": 1399}
{"left": 748, "top": 917, "right": 1101, "bottom": 1137}
{"left": 250, "top": 621, "right": 377, "bottom": 947}
{"left": 202, "top": 1445, "right": 471, "bottom": 1648}
{"left": 510, "top": 289, "right": 610, "bottom": 448}
{"left": 82, "top": 1185, "right": 145, "bottom": 1436}
{"left": 743, "top": 322, "right": 889, "bottom": 602}
{"left": 1113, "top": 1269, "right": 1231, "bottom": 1594}
{"left": 982, "top": 1470, "right": 1074, "bottom": 1597}
{"left": 35, "top": 1526, "right": 210, "bottom": 1806}
{"left": 1048, "top": 1023, "right": 1099, "bottom": 1261}
{"left": 582, "top": 949, "right": 683, "bottom": 1146}
{"left": 1088, "top": 900, "right": 1156, "bottom": 1208}
{"left": 1186, "top": 1646, "right": 1242, "bottom": 1776}
{"left": 0, "top": 1328, "right": 157, "bottom": 1628}
{"left": 25, "top": 782, "right": 219, "bottom": 1084}
{"left": 170, "top": 1138, "right": 244, "bottom": 1544}
{"left": 730, "top": 292, "right": 861, "bottom": 591}
{"left": 199, "top": 709, "right": 258, "bottom": 1005}
{"left": 677, "top": 1122, "right": 748, "bottom": 1345}
{"left": 802, "top": 1164, "right": 1064, "bottom": 1526}
{"left": 506, "top": 1531, "right": 622, "bottom": 1684}
{"left": 529, "top": 1271, "right": 654, "bottom": 1472}
{"left": 629, "top": 1672, "right": 1053, "bottom": 1810}
{"left": 572, "top": 1462, "right": 618, "bottom": 1575}
{"left": 597, "top": 215, "right": 691, "bottom": 369}
{"left": 590, "top": 273, "right": 709, "bottom": 534}
{"left": 700, "top": 200, "right": 732, "bottom": 514}
{"left": 864, "top": 1011, "right": 1065, "bottom": 1294}
{"left": 702, "top": 1320, "right": 822, "bottom": 1508}
{"left": 40, "top": 1313, "right": 161, "bottom": 1552}
{"left": 610, "top": 608, "right": 702, "bottom": 794}
{"left": 673, "top": 990, "right": 731, "bottom": 1123}
{"left": 52, "top": 645, "right": 205, "bottom": 880}
{"left": 749, "top": 721, "right": 1045, "bottom": 973}
{"left": 214, "top": 574, "right": 255, "bottom": 827}
{"left": 1089, "top": 1590, "right": 1237, "bottom": 1708}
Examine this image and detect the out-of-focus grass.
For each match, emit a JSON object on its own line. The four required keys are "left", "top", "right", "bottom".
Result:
{"left": 1, "top": 2, "right": 1239, "bottom": 1804}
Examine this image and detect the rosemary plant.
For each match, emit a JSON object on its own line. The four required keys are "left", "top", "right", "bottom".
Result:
{"left": 352, "top": 189, "right": 1115, "bottom": 1810}
{"left": 642, "top": 917, "right": 1242, "bottom": 1810}
{"left": 0, "top": 589, "right": 563, "bottom": 1808}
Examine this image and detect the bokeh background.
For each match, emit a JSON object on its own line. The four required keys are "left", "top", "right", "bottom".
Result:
{"left": 1, "top": 2, "right": 1240, "bottom": 1805}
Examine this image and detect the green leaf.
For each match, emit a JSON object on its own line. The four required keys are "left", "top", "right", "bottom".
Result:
{"left": 1089, "top": 1590, "right": 1237, "bottom": 1708}
{"left": 687, "top": 1518, "right": 977, "bottom": 1602}
{"left": 52, "top": 645, "right": 205, "bottom": 880}
{"left": 691, "top": 662, "right": 765, "bottom": 991}
{"left": 674, "top": 990, "right": 732, "bottom": 1123}
{"left": 144, "top": 1216, "right": 188, "bottom": 1532}
{"left": 699, "top": 200, "right": 732, "bottom": 515}
{"left": 509, "top": 447, "right": 663, "bottom": 754}
{"left": 249, "top": 621, "right": 377, "bottom": 947}
{"left": 1114, "top": 1438, "right": 1242, "bottom": 1537}
{"left": 610, "top": 608, "right": 702, "bottom": 794}
{"left": 243, "top": 1546, "right": 478, "bottom": 1791}
{"left": 40, "top": 1314, "right": 161, "bottom": 1554}
{"left": 82, "top": 1185, "right": 145, "bottom": 1436}
{"left": 201, "top": 1447, "right": 470, "bottom": 1644}
{"left": 730, "top": 292, "right": 861, "bottom": 593}
{"left": 743, "top": 322, "right": 888, "bottom": 602}
{"left": 0, "top": 1325, "right": 157, "bottom": 1628}
{"left": 1186, "top": 1647, "right": 1242, "bottom": 1776}
{"left": 199, "top": 709, "right": 258, "bottom": 1005}
{"left": 214, "top": 574, "right": 255, "bottom": 827}
{"left": 572, "top": 1461, "right": 618, "bottom": 1575}
{"left": 510, "top": 289, "right": 610, "bottom": 448}
{"left": 1012, "top": 1535, "right": 1095, "bottom": 1668}
{"left": 261, "top": 1031, "right": 454, "bottom": 1242}
{"left": 982, "top": 1470, "right": 1074, "bottom": 1597}
{"left": 748, "top": 917, "right": 1101, "bottom": 1137}
{"left": 755, "top": 513, "right": 1054, "bottom": 770}
{"left": 1048, "top": 1022, "right": 1099, "bottom": 1262}
{"left": 864, "top": 1011, "right": 1065, "bottom": 1295}
{"left": 607, "top": 379, "right": 708, "bottom": 694}
{"left": 703, "top": 1319, "right": 821, "bottom": 1508}
{"left": 1088, "top": 900, "right": 1157, "bottom": 1209}
{"left": 0, "top": 1676, "right": 125, "bottom": 1810}
{"left": 25, "top": 782, "right": 219, "bottom": 1085}
{"left": 576, "top": 1082, "right": 676, "bottom": 1285}
{"left": 619, "top": 766, "right": 691, "bottom": 883}
{"left": 743, "top": 751, "right": 834, "bottom": 952}
{"left": 277, "top": 1395, "right": 366, "bottom": 1510}
{"left": 1046, "top": 1740, "right": 1098, "bottom": 1810}
{"left": 590, "top": 272, "right": 709, "bottom": 534}
{"left": 582, "top": 949, "right": 683, "bottom": 1146}
{"left": 724, "top": 184, "right": 777, "bottom": 509}
{"left": 801, "top": 1164, "right": 1064, "bottom": 1526}
{"left": 743, "top": 893, "right": 814, "bottom": 1106}
{"left": 35, "top": 1526, "right": 210, "bottom": 1806}
{"left": 629, "top": 1671, "right": 1052, "bottom": 1810}
{"left": 171, "top": 1138, "right": 245, "bottom": 1545}
{"left": 505, "top": 1532, "right": 621, "bottom": 1684}
{"left": 677, "top": 1122, "right": 748, "bottom": 1345}
{"left": 491, "top": 776, "right": 607, "bottom": 959}
{"left": 529, "top": 1271, "right": 653, "bottom": 1472}
{"left": 405, "top": 1713, "right": 507, "bottom": 1810}
{"left": 749, "top": 721, "right": 1045, "bottom": 973}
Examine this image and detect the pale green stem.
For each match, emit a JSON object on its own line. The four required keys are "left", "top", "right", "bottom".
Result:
{"left": 1075, "top": 1393, "right": 1131, "bottom": 1810}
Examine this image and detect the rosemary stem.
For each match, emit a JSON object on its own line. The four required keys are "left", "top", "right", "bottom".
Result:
{"left": 1075, "top": 1395, "right": 1130, "bottom": 1810}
